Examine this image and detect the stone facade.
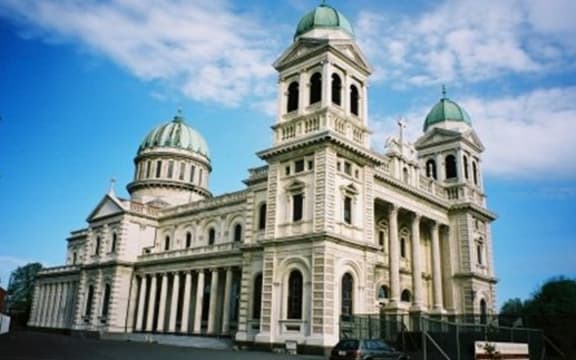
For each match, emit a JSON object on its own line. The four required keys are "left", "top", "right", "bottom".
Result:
{"left": 28, "top": 4, "right": 497, "bottom": 351}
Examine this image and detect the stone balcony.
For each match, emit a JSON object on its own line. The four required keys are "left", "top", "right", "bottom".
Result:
{"left": 138, "top": 241, "right": 242, "bottom": 262}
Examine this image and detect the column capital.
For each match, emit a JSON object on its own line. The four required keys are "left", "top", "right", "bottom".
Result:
{"left": 412, "top": 212, "right": 421, "bottom": 222}
{"left": 388, "top": 203, "right": 399, "bottom": 214}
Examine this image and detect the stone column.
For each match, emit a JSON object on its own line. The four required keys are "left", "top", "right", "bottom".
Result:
{"left": 431, "top": 222, "right": 444, "bottom": 312}
{"left": 297, "top": 71, "right": 306, "bottom": 116}
{"left": 207, "top": 269, "right": 220, "bottom": 334}
{"left": 168, "top": 272, "right": 180, "bottom": 332}
{"left": 221, "top": 267, "right": 233, "bottom": 334}
{"left": 60, "top": 282, "right": 69, "bottom": 328}
{"left": 411, "top": 214, "right": 424, "bottom": 310}
{"left": 157, "top": 273, "right": 169, "bottom": 332}
{"left": 136, "top": 275, "right": 147, "bottom": 331}
{"left": 321, "top": 60, "right": 331, "bottom": 108}
{"left": 388, "top": 205, "right": 400, "bottom": 305}
{"left": 181, "top": 271, "right": 192, "bottom": 333}
{"left": 32, "top": 285, "right": 43, "bottom": 326}
{"left": 145, "top": 274, "right": 157, "bottom": 332}
{"left": 38, "top": 284, "right": 47, "bottom": 326}
{"left": 49, "top": 283, "right": 58, "bottom": 327}
{"left": 193, "top": 270, "right": 205, "bottom": 333}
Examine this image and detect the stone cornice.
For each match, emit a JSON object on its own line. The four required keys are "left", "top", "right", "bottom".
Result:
{"left": 126, "top": 179, "right": 212, "bottom": 199}
{"left": 449, "top": 203, "right": 498, "bottom": 222}
{"left": 374, "top": 172, "right": 451, "bottom": 211}
{"left": 453, "top": 271, "right": 498, "bottom": 284}
{"left": 258, "top": 131, "right": 383, "bottom": 166}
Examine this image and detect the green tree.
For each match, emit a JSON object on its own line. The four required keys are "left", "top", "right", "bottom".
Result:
{"left": 500, "top": 297, "right": 526, "bottom": 316}
{"left": 5, "top": 262, "right": 43, "bottom": 325}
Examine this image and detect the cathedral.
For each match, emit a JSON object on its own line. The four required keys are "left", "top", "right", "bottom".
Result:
{"left": 28, "top": 3, "right": 497, "bottom": 352}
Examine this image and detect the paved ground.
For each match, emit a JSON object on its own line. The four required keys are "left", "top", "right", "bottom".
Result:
{"left": 0, "top": 331, "right": 326, "bottom": 360}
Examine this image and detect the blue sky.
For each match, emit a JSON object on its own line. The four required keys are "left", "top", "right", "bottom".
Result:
{"left": 0, "top": 0, "right": 575, "bottom": 308}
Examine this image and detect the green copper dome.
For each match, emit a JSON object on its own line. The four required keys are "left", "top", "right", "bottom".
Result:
{"left": 423, "top": 96, "right": 472, "bottom": 132}
{"left": 294, "top": 3, "right": 354, "bottom": 39}
{"left": 139, "top": 112, "right": 210, "bottom": 157}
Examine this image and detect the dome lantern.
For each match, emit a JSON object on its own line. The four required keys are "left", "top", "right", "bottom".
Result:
{"left": 423, "top": 86, "right": 472, "bottom": 132}
{"left": 294, "top": 2, "right": 354, "bottom": 39}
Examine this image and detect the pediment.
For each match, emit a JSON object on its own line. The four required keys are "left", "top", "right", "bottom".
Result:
{"left": 274, "top": 39, "right": 371, "bottom": 74}
{"left": 286, "top": 180, "right": 306, "bottom": 192}
{"left": 87, "top": 194, "right": 125, "bottom": 221}
{"left": 415, "top": 127, "right": 484, "bottom": 151}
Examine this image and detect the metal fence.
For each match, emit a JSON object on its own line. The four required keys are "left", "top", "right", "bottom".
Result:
{"left": 340, "top": 313, "right": 547, "bottom": 360}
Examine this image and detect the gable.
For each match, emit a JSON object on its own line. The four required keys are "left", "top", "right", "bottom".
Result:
{"left": 414, "top": 128, "right": 461, "bottom": 149}
{"left": 87, "top": 195, "right": 125, "bottom": 221}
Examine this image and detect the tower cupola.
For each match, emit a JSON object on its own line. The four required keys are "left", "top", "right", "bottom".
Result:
{"left": 294, "top": 2, "right": 354, "bottom": 40}
{"left": 127, "top": 111, "right": 212, "bottom": 207}
{"left": 423, "top": 87, "right": 472, "bottom": 132}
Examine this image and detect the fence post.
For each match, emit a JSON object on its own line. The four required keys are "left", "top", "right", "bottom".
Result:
{"left": 456, "top": 322, "right": 461, "bottom": 360}
{"left": 421, "top": 316, "right": 427, "bottom": 360}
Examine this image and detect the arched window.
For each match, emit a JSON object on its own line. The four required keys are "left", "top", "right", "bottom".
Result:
{"left": 156, "top": 160, "right": 162, "bottom": 178}
{"left": 463, "top": 155, "right": 469, "bottom": 179}
{"left": 101, "top": 283, "right": 111, "bottom": 319}
{"left": 401, "top": 289, "right": 411, "bottom": 302}
{"left": 190, "top": 165, "right": 196, "bottom": 183}
{"left": 168, "top": 160, "right": 174, "bottom": 178}
{"left": 111, "top": 233, "right": 117, "bottom": 253}
{"left": 343, "top": 196, "right": 352, "bottom": 224}
{"left": 426, "top": 159, "right": 437, "bottom": 180}
{"left": 258, "top": 203, "right": 267, "bottom": 230}
{"left": 145, "top": 161, "right": 151, "bottom": 178}
{"left": 95, "top": 236, "right": 101, "bottom": 256}
{"left": 85, "top": 284, "right": 94, "bottom": 318}
{"left": 208, "top": 228, "right": 215, "bottom": 245}
{"left": 350, "top": 85, "right": 359, "bottom": 116}
{"left": 164, "top": 235, "right": 170, "bottom": 251}
{"left": 400, "top": 237, "right": 406, "bottom": 258}
{"left": 473, "top": 162, "right": 478, "bottom": 185}
{"left": 287, "top": 270, "right": 303, "bottom": 319}
{"left": 477, "top": 239, "right": 484, "bottom": 265}
{"left": 185, "top": 232, "right": 192, "bottom": 248}
{"left": 341, "top": 273, "right": 354, "bottom": 319}
{"left": 287, "top": 81, "right": 299, "bottom": 112}
{"left": 378, "top": 285, "right": 389, "bottom": 300}
{"left": 234, "top": 224, "right": 242, "bottom": 242}
{"left": 309, "top": 72, "right": 322, "bottom": 104}
{"left": 445, "top": 154, "right": 457, "bottom": 179}
{"left": 252, "top": 273, "right": 262, "bottom": 320}
{"left": 179, "top": 162, "right": 185, "bottom": 180}
{"left": 480, "top": 299, "right": 487, "bottom": 324}
{"left": 293, "top": 193, "right": 303, "bottom": 222}
{"left": 331, "top": 73, "right": 342, "bottom": 105}
{"left": 72, "top": 252, "right": 77, "bottom": 265}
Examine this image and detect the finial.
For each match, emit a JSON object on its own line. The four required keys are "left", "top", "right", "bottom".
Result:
{"left": 173, "top": 106, "right": 184, "bottom": 123}
{"left": 108, "top": 177, "right": 116, "bottom": 196}
{"left": 441, "top": 84, "right": 447, "bottom": 99}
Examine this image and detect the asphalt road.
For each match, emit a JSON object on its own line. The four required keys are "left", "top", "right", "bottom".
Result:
{"left": 0, "top": 331, "right": 326, "bottom": 360}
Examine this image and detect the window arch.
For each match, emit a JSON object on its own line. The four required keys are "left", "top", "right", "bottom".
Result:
{"left": 258, "top": 203, "right": 267, "bottom": 230}
{"left": 95, "top": 236, "right": 101, "bottom": 256}
{"left": 426, "top": 159, "right": 437, "bottom": 180}
{"left": 85, "top": 284, "right": 94, "bottom": 318}
{"left": 400, "top": 237, "right": 406, "bottom": 258}
{"left": 401, "top": 289, "right": 412, "bottom": 302}
{"left": 377, "top": 285, "right": 389, "bottom": 300}
{"left": 287, "top": 270, "right": 303, "bottom": 319}
{"left": 156, "top": 160, "right": 162, "bottom": 178}
{"left": 480, "top": 299, "right": 487, "bottom": 324}
{"left": 233, "top": 224, "right": 242, "bottom": 242}
{"left": 287, "top": 81, "right": 299, "bottom": 112}
{"left": 341, "top": 273, "right": 354, "bottom": 319}
{"left": 309, "top": 72, "right": 322, "bottom": 105}
{"left": 252, "top": 273, "right": 262, "bottom": 320}
{"left": 350, "top": 85, "right": 359, "bottom": 116}
{"left": 331, "top": 73, "right": 342, "bottom": 105}
{"left": 445, "top": 154, "right": 457, "bottom": 179}
{"left": 111, "top": 232, "right": 117, "bottom": 253}
{"left": 473, "top": 161, "right": 478, "bottom": 185}
{"left": 185, "top": 231, "right": 192, "bottom": 248}
{"left": 164, "top": 235, "right": 170, "bottom": 251}
{"left": 101, "top": 283, "right": 111, "bottom": 320}
{"left": 208, "top": 228, "right": 216, "bottom": 245}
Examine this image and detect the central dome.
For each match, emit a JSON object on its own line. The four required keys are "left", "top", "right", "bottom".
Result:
{"left": 294, "top": 3, "right": 354, "bottom": 39}
{"left": 139, "top": 112, "right": 209, "bottom": 158}
{"left": 423, "top": 96, "right": 472, "bottom": 132}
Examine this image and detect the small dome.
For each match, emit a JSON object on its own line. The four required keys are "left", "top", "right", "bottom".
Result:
{"left": 294, "top": 3, "right": 354, "bottom": 39}
{"left": 139, "top": 112, "right": 209, "bottom": 157}
{"left": 423, "top": 96, "right": 472, "bottom": 132}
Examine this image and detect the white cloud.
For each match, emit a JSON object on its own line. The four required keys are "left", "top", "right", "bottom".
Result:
{"left": 0, "top": 0, "right": 279, "bottom": 107}
{"left": 356, "top": 0, "right": 575, "bottom": 86}
{"left": 370, "top": 87, "right": 576, "bottom": 178}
